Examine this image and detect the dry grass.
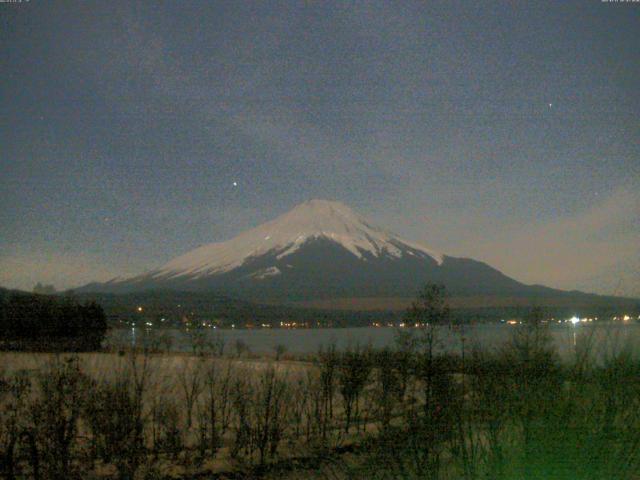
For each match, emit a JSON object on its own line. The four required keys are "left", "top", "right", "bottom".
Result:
{"left": 0, "top": 351, "right": 310, "bottom": 376}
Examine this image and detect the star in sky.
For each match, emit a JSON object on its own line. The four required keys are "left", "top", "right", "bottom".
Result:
{"left": 0, "top": 1, "right": 637, "bottom": 294}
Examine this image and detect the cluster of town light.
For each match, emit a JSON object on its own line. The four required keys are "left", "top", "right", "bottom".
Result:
{"left": 499, "top": 314, "right": 637, "bottom": 325}
{"left": 568, "top": 314, "right": 636, "bottom": 324}
{"left": 558, "top": 316, "right": 596, "bottom": 325}
{"left": 279, "top": 321, "right": 299, "bottom": 328}
{"left": 129, "top": 305, "right": 638, "bottom": 330}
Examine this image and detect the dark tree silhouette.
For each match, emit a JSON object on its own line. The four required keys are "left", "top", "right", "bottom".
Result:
{"left": 0, "top": 293, "right": 107, "bottom": 351}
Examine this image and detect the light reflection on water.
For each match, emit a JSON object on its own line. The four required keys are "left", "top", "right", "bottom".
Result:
{"left": 106, "top": 322, "right": 640, "bottom": 360}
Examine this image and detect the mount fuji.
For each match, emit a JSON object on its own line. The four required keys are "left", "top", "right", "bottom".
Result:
{"left": 80, "top": 200, "right": 625, "bottom": 308}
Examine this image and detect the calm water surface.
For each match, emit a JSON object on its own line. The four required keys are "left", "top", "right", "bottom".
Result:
{"left": 107, "top": 322, "right": 640, "bottom": 359}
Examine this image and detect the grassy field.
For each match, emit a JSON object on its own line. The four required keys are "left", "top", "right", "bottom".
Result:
{"left": 0, "top": 351, "right": 309, "bottom": 379}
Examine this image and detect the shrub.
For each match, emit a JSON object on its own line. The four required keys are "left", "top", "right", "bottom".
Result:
{"left": 29, "top": 356, "right": 90, "bottom": 479}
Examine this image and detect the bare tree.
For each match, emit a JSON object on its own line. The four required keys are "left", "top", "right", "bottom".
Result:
{"left": 288, "top": 376, "right": 310, "bottom": 441}
{"left": 372, "top": 348, "right": 404, "bottom": 432}
{"left": 84, "top": 351, "right": 151, "bottom": 480}
{"left": 402, "top": 284, "right": 453, "bottom": 479}
{"left": 274, "top": 343, "right": 287, "bottom": 361}
{"left": 212, "top": 330, "right": 226, "bottom": 357}
{"left": 230, "top": 373, "right": 252, "bottom": 460}
{"left": 29, "top": 355, "right": 89, "bottom": 480}
{"left": 0, "top": 371, "right": 31, "bottom": 480}
{"left": 177, "top": 358, "right": 204, "bottom": 430}
{"left": 317, "top": 343, "right": 338, "bottom": 442}
{"left": 152, "top": 396, "right": 183, "bottom": 461}
{"left": 196, "top": 359, "right": 225, "bottom": 460}
{"left": 337, "top": 346, "right": 371, "bottom": 434}
{"left": 250, "top": 367, "right": 290, "bottom": 466}
{"left": 235, "top": 339, "right": 249, "bottom": 358}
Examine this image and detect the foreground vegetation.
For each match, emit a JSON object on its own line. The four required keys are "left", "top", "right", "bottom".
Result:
{"left": 1, "top": 287, "right": 639, "bottom": 479}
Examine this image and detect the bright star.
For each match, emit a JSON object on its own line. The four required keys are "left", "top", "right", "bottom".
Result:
{"left": 233, "top": 181, "right": 238, "bottom": 187}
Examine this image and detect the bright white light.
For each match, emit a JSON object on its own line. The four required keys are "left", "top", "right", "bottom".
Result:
{"left": 233, "top": 181, "right": 238, "bottom": 187}
{"left": 569, "top": 316, "right": 580, "bottom": 325}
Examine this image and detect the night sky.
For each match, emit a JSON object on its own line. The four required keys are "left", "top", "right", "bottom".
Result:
{"left": 1, "top": 1, "right": 638, "bottom": 296}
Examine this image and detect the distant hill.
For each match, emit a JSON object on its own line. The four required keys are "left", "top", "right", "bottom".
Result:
{"left": 2, "top": 285, "right": 636, "bottom": 329}
{"left": 71, "top": 290, "right": 398, "bottom": 328}
{"left": 70, "top": 289, "right": 638, "bottom": 328}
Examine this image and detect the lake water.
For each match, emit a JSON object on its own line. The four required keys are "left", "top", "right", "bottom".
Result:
{"left": 107, "top": 322, "right": 640, "bottom": 360}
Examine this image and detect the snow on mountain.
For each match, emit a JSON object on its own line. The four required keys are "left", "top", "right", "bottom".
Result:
{"left": 79, "top": 199, "right": 638, "bottom": 308}
{"left": 73, "top": 197, "right": 640, "bottom": 312}
{"left": 249, "top": 266, "right": 282, "bottom": 280}
{"left": 152, "top": 199, "right": 443, "bottom": 280}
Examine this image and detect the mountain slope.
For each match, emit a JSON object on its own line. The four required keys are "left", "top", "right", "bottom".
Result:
{"left": 152, "top": 199, "right": 443, "bottom": 280}
{"left": 80, "top": 200, "right": 636, "bottom": 307}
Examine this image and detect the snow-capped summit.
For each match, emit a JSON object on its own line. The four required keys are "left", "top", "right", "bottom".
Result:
{"left": 83, "top": 199, "right": 552, "bottom": 303}
{"left": 153, "top": 199, "right": 443, "bottom": 280}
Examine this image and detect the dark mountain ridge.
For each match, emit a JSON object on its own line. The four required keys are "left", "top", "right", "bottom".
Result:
{"left": 77, "top": 200, "right": 637, "bottom": 310}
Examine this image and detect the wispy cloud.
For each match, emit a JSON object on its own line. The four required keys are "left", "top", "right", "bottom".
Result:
{"left": 0, "top": 250, "right": 140, "bottom": 291}
{"left": 458, "top": 188, "right": 639, "bottom": 292}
